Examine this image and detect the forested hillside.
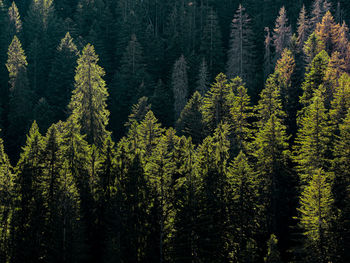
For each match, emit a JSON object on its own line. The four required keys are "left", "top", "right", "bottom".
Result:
{"left": 0, "top": 0, "right": 349, "bottom": 262}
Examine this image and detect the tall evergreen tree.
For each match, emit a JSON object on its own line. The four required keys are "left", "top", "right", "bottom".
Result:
{"left": 297, "top": 5, "right": 311, "bottom": 51}
{"left": 264, "top": 27, "right": 274, "bottom": 80}
{"left": 68, "top": 44, "right": 110, "bottom": 149}
{"left": 226, "top": 4, "right": 254, "bottom": 90}
{"left": 47, "top": 32, "right": 79, "bottom": 122}
{"left": 303, "top": 32, "right": 326, "bottom": 67}
{"left": 176, "top": 91, "right": 205, "bottom": 145}
{"left": 172, "top": 55, "right": 188, "bottom": 121}
{"left": 0, "top": 135, "right": 13, "bottom": 262}
{"left": 11, "top": 121, "right": 45, "bottom": 263}
{"left": 272, "top": 7, "right": 292, "bottom": 61}
{"left": 294, "top": 89, "right": 331, "bottom": 184}
{"left": 300, "top": 50, "right": 330, "bottom": 107}
{"left": 201, "top": 73, "right": 233, "bottom": 133}
{"left": 200, "top": 8, "right": 224, "bottom": 78}
{"left": 6, "top": 36, "right": 33, "bottom": 159}
{"left": 297, "top": 168, "right": 334, "bottom": 263}
{"left": 196, "top": 58, "right": 210, "bottom": 96}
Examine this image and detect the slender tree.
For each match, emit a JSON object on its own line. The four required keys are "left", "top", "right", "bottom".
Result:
{"left": 272, "top": 7, "right": 292, "bottom": 60}
{"left": 172, "top": 55, "right": 188, "bottom": 121}
{"left": 68, "top": 44, "right": 110, "bottom": 149}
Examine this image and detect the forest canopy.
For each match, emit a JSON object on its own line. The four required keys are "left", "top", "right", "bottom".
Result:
{"left": 0, "top": 0, "right": 349, "bottom": 262}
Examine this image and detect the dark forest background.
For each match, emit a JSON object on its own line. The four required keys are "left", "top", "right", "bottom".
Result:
{"left": 0, "top": 0, "right": 349, "bottom": 262}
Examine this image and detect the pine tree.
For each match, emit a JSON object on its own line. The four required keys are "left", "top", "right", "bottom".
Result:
{"left": 11, "top": 121, "right": 45, "bottom": 262}
{"left": 151, "top": 79, "right": 173, "bottom": 127}
{"left": 47, "top": 32, "right": 79, "bottom": 122}
{"left": 172, "top": 55, "right": 188, "bottom": 120}
{"left": 310, "top": 0, "right": 332, "bottom": 31}
{"left": 294, "top": 90, "right": 331, "bottom": 184}
{"left": 6, "top": 36, "right": 33, "bottom": 160}
{"left": 226, "top": 4, "right": 254, "bottom": 89}
{"left": 126, "top": 96, "right": 151, "bottom": 127}
{"left": 297, "top": 5, "right": 311, "bottom": 51}
{"left": 137, "top": 111, "right": 164, "bottom": 158}
{"left": 333, "top": 21, "right": 349, "bottom": 55}
{"left": 272, "top": 7, "right": 292, "bottom": 60}
{"left": 0, "top": 135, "right": 13, "bottom": 262}
{"left": 7, "top": 2, "right": 22, "bottom": 37}
{"left": 116, "top": 147, "right": 151, "bottom": 262}
{"left": 68, "top": 44, "right": 110, "bottom": 149}
{"left": 332, "top": 109, "right": 350, "bottom": 262}
{"left": 200, "top": 8, "right": 224, "bottom": 78}
{"left": 195, "top": 123, "right": 232, "bottom": 263}
{"left": 145, "top": 133, "right": 177, "bottom": 263}
{"left": 196, "top": 58, "right": 210, "bottom": 96}
{"left": 315, "top": 11, "right": 338, "bottom": 54}
{"left": 252, "top": 112, "right": 291, "bottom": 238}
{"left": 300, "top": 50, "right": 330, "bottom": 107}
{"left": 303, "top": 32, "right": 326, "bottom": 67}
{"left": 264, "top": 27, "right": 274, "bottom": 79}
{"left": 201, "top": 73, "right": 233, "bottom": 132}
{"left": 329, "top": 73, "right": 350, "bottom": 125}
{"left": 255, "top": 74, "right": 285, "bottom": 128}
{"left": 230, "top": 78, "right": 253, "bottom": 153}
{"left": 228, "top": 151, "right": 260, "bottom": 262}
{"left": 110, "top": 34, "right": 150, "bottom": 137}
{"left": 297, "top": 168, "right": 334, "bottom": 263}
{"left": 176, "top": 91, "right": 205, "bottom": 145}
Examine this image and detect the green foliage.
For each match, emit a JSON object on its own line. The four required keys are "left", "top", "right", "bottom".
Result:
{"left": 294, "top": 89, "right": 331, "bottom": 184}
{"left": 68, "top": 44, "right": 110, "bottom": 149}
{"left": 176, "top": 91, "right": 205, "bottom": 145}
{"left": 47, "top": 32, "right": 78, "bottom": 122}
{"left": 201, "top": 73, "right": 233, "bottom": 132}
{"left": 297, "top": 168, "right": 334, "bottom": 263}
{"left": 300, "top": 50, "right": 330, "bottom": 107}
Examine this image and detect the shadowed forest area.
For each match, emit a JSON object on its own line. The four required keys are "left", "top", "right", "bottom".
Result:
{"left": 0, "top": 0, "right": 350, "bottom": 262}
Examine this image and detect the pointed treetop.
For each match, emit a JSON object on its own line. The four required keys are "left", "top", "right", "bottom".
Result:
{"left": 8, "top": 1, "right": 22, "bottom": 33}
{"left": 6, "top": 35, "right": 27, "bottom": 84}
{"left": 58, "top": 32, "right": 78, "bottom": 53}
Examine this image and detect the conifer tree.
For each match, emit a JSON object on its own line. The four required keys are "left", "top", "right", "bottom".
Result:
{"left": 329, "top": 73, "right": 350, "bottom": 125}
{"left": 146, "top": 133, "right": 177, "bottom": 263}
{"left": 126, "top": 96, "right": 151, "bottom": 127}
{"left": 47, "top": 32, "right": 79, "bottom": 122}
{"left": 297, "top": 168, "right": 334, "bottom": 263}
{"left": 252, "top": 112, "right": 291, "bottom": 238}
{"left": 255, "top": 74, "right": 285, "bottom": 128}
{"left": 230, "top": 78, "right": 253, "bottom": 153}
{"left": 68, "top": 44, "right": 110, "bottom": 149}
{"left": 6, "top": 36, "right": 33, "bottom": 159}
{"left": 300, "top": 50, "right": 330, "bottom": 107}
{"left": 110, "top": 34, "right": 150, "bottom": 137}
{"left": 297, "top": 5, "right": 311, "bottom": 51}
{"left": 195, "top": 123, "right": 232, "bottom": 263}
{"left": 137, "top": 111, "right": 164, "bottom": 158}
{"left": 176, "top": 91, "right": 205, "bottom": 145}
{"left": 226, "top": 4, "right": 254, "bottom": 88}
{"left": 315, "top": 11, "right": 338, "bottom": 54}
{"left": 200, "top": 8, "right": 224, "bottom": 78}
{"left": 172, "top": 55, "right": 188, "bottom": 120}
{"left": 151, "top": 79, "right": 173, "bottom": 127}
{"left": 11, "top": 121, "right": 45, "bottom": 262}
{"left": 303, "top": 32, "right": 326, "bottom": 67}
{"left": 294, "top": 90, "right": 331, "bottom": 184}
{"left": 332, "top": 110, "right": 350, "bottom": 262}
{"left": 196, "top": 58, "right": 210, "bottom": 96}
{"left": 264, "top": 27, "right": 274, "bottom": 79}
{"left": 228, "top": 151, "right": 259, "bottom": 262}
{"left": 310, "top": 0, "right": 332, "bottom": 31}
{"left": 0, "top": 135, "right": 13, "bottom": 262}
{"left": 272, "top": 7, "right": 292, "bottom": 60}
{"left": 201, "top": 73, "right": 233, "bottom": 132}
{"left": 7, "top": 2, "right": 22, "bottom": 38}
{"left": 41, "top": 123, "right": 83, "bottom": 262}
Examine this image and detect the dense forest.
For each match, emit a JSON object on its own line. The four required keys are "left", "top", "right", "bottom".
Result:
{"left": 0, "top": 0, "right": 349, "bottom": 262}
